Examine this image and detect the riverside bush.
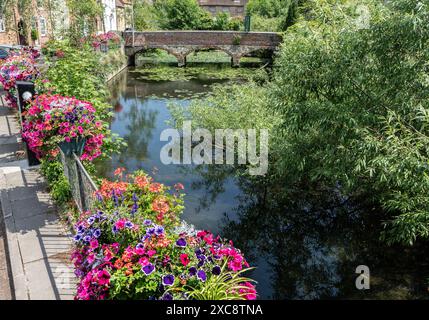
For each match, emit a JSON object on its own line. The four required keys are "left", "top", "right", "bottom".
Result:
{"left": 170, "top": 0, "right": 429, "bottom": 245}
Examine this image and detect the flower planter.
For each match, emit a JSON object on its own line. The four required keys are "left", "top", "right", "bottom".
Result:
{"left": 59, "top": 137, "right": 87, "bottom": 157}
{"left": 22, "top": 94, "right": 104, "bottom": 161}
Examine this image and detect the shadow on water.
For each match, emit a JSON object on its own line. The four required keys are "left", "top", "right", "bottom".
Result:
{"left": 98, "top": 68, "right": 429, "bottom": 300}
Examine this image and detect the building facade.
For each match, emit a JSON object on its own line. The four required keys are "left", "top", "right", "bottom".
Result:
{"left": 0, "top": 0, "right": 52, "bottom": 46}
{"left": 102, "top": 0, "right": 117, "bottom": 32}
{"left": 115, "top": 0, "right": 132, "bottom": 31}
{"left": 198, "top": 0, "right": 248, "bottom": 17}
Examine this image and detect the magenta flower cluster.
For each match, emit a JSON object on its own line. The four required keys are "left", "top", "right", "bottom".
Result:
{"left": 0, "top": 50, "right": 39, "bottom": 108}
{"left": 71, "top": 171, "right": 257, "bottom": 300}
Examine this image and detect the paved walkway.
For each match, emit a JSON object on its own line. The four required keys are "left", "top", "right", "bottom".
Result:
{"left": 0, "top": 100, "right": 76, "bottom": 300}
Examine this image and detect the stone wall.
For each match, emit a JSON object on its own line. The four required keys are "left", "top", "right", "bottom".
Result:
{"left": 124, "top": 31, "right": 281, "bottom": 47}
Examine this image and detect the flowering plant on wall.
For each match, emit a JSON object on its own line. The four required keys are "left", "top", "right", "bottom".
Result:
{"left": 71, "top": 170, "right": 257, "bottom": 300}
{"left": 0, "top": 51, "right": 39, "bottom": 108}
{"left": 21, "top": 94, "right": 104, "bottom": 160}
{"left": 83, "top": 32, "right": 122, "bottom": 51}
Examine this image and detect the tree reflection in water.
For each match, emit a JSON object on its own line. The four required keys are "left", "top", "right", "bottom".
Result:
{"left": 187, "top": 165, "right": 429, "bottom": 299}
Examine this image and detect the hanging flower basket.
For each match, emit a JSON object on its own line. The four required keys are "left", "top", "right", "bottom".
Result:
{"left": 0, "top": 51, "right": 39, "bottom": 108}
{"left": 59, "top": 137, "right": 87, "bottom": 157}
{"left": 22, "top": 94, "right": 104, "bottom": 161}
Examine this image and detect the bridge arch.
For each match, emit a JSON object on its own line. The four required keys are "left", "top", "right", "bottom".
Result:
{"left": 132, "top": 47, "right": 194, "bottom": 67}
{"left": 182, "top": 46, "right": 237, "bottom": 67}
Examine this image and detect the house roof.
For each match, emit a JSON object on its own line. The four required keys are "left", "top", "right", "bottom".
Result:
{"left": 116, "top": 0, "right": 132, "bottom": 8}
{"left": 198, "top": 0, "right": 247, "bottom": 6}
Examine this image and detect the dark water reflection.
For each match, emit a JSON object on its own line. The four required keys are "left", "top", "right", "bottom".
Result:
{"left": 97, "top": 69, "right": 429, "bottom": 300}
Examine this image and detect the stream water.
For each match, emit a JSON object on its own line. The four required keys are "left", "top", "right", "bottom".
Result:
{"left": 96, "top": 67, "right": 429, "bottom": 300}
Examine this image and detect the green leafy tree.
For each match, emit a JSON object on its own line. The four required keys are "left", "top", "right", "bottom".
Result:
{"left": 133, "top": 0, "right": 159, "bottom": 30}
{"left": 211, "top": 12, "right": 230, "bottom": 30}
{"left": 270, "top": 0, "right": 429, "bottom": 244}
{"left": 154, "top": 0, "right": 212, "bottom": 30}
{"left": 66, "top": 0, "right": 103, "bottom": 45}
{"left": 170, "top": 0, "right": 429, "bottom": 245}
{"left": 246, "top": 0, "right": 303, "bottom": 31}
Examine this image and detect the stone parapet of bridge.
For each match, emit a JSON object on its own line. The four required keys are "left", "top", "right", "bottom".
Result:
{"left": 123, "top": 31, "right": 282, "bottom": 67}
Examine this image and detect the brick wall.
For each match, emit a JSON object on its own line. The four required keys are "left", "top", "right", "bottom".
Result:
{"left": 0, "top": 31, "right": 19, "bottom": 45}
{"left": 0, "top": 1, "right": 53, "bottom": 46}
{"left": 125, "top": 31, "right": 282, "bottom": 48}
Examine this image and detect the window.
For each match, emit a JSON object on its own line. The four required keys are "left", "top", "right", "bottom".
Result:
{"left": 39, "top": 17, "right": 47, "bottom": 37}
{"left": 0, "top": 15, "right": 6, "bottom": 33}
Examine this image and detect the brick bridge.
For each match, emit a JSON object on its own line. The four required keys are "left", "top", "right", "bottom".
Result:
{"left": 124, "top": 31, "right": 283, "bottom": 67}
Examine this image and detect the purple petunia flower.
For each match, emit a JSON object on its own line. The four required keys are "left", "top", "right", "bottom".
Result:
{"left": 136, "top": 242, "right": 144, "bottom": 249}
{"left": 125, "top": 221, "right": 134, "bottom": 229}
{"left": 96, "top": 193, "right": 103, "bottom": 202}
{"left": 143, "top": 219, "right": 152, "bottom": 226}
{"left": 112, "top": 193, "right": 119, "bottom": 207}
{"left": 74, "top": 269, "right": 84, "bottom": 277}
{"left": 76, "top": 225, "right": 85, "bottom": 234}
{"left": 197, "top": 254, "right": 207, "bottom": 263}
{"left": 132, "top": 193, "right": 138, "bottom": 202}
{"left": 93, "top": 229, "right": 101, "bottom": 238}
{"left": 197, "top": 270, "right": 207, "bottom": 282}
{"left": 87, "top": 216, "right": 96, "bottom": 225}
{"left": 112, "top": 225, "right": 119, "bottom": 234}
{"left": 73, "top": 234, "right": 82, "bottom": 242}
{"left": 142, "top": 263, "right": 155, "bottom": 275}
{"left": 83, "top": 235, "right": 91, "bottom": 243}
{"left": 212, "top": 265, "right": 221, "bottom": 276}
{"left": 155, "top": 226, "right": 164, "bottom": 236}
{"left": 131, "top": 203, "right": 138, "bottom": 215}
{"left": 176, "top": 238, "right": 187, "bottom": 248}
{"left": 162, "top": 274, "right": 175, "bottom": 286}
{"left": 161, "top": 293, "right": 173, "bottom": 300}
{"left": 146, "top": 227, "right": 155, "bottom": 236}
{"left": 189, "top": 267, "right": 197, "bottom": 276}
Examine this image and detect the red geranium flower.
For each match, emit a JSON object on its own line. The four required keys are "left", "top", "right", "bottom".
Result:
{"left": 180, "top": 253, "right": 190, "bottom": 266}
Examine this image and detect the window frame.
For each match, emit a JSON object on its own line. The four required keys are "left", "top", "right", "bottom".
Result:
{"left": 39, "top": 17, "right": 47, "bottom": 37}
